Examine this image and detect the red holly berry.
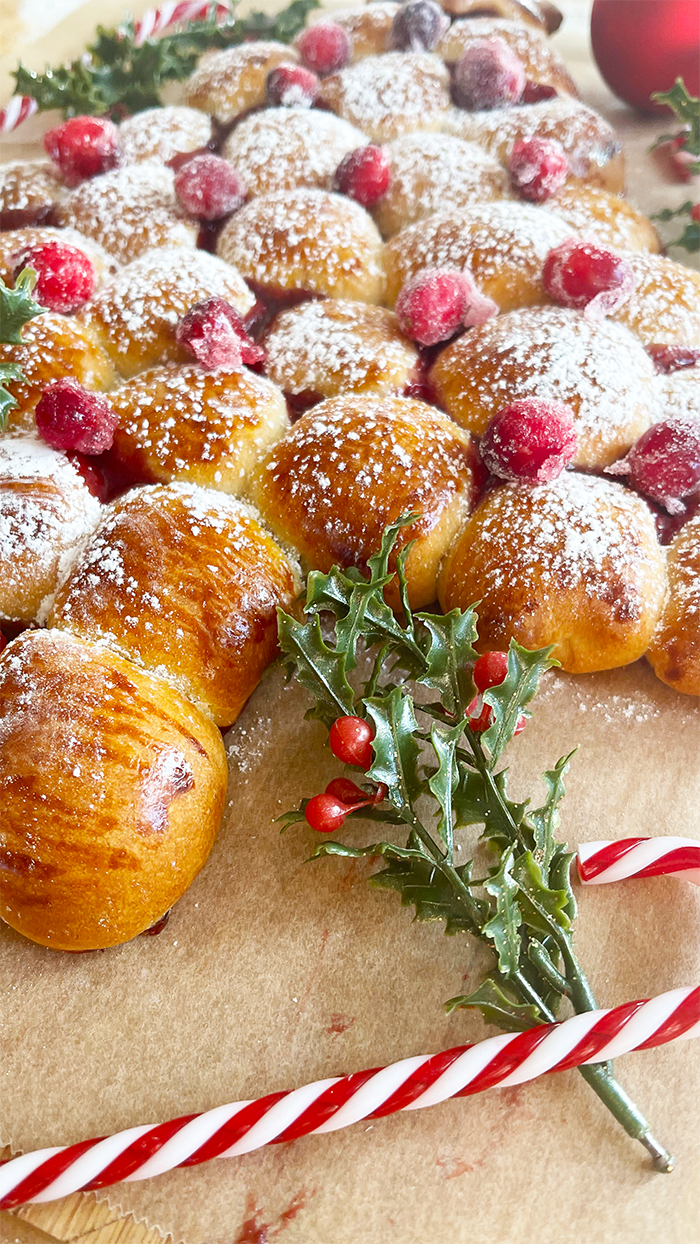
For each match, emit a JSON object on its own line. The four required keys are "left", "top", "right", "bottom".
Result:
{"left": 174, "top": 154, "right": 247, "bottom": 221}
{"left": 606, "top": 418, "right": 700, "bottom": 514}
{"left": 176, "top": 297, "right": 265, "bottom": 371}
{"left": 329, "top": 715, "right": 374, "bottom": 769}
{"left": 304, "top": 793, "right": 350, "bottom": 833}
{"left": 325, "top": 777, "right": 387, "bottom": 806}
{"left": 390, "top": 0, "right": 449, "bottom": 52}
{"left": 13, "top": 241, "right": 96, "bottom": 313}
{"left": 453, "top": 37, "right": 526, "bottom": 110}
{"left": 466, "top": 695, "right": 526, "bottom": 735}
{"left": 473, "top": 650, "right": 509, "bottom": 692}
{"left": 543, "top": 238, "right": 635, "bottom": 319}
{"left": 296, "top": 22, "right": 350, "bottom": 75}
{"left": 480, "top": 398, "right": 577, "bottom": 485}
{"left": 509, "top": 137, "right": 569, "bottom": 202}
{"left": 647, "top": 344, "right": 700, "bottom": 374}
{"left": 333, "top": 145, "right": 391, "bottom": 207}
{"left": 395, "top": 268, "right": 496, "bottom": 347}
{"left": 43, "top": 116, "right": 120, "bottom": 187}
{"left": 692, "top": 203, "right": 700, "bottom": 223}
{"left": 266, "top": 62, "right": 320, "bottom": 107}
{"left": 35, "top": 380, "right": 119, "bottom": 455}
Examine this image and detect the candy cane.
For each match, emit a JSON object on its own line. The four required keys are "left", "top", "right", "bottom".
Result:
{"left": 1, "top": 985, "right": 698, "bottom": 1210}
{"left": 578, "top": 838, "right": 700, "bottom": 887}
{"left": 0, "top": 0, "right": 233, "bottom": 132}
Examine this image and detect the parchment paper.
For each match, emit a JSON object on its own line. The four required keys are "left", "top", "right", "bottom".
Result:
{"left": 1, "top": 4, "right": 700, "bottom": 1242}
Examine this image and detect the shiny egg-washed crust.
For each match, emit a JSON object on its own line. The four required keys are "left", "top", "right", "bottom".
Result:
{"left": 439, "top": 472, "right": 667, "bottom": 673}
{"left": 437, "top": 18, "right": 578, "bottom": 96}
{"left": 263, "top": 299, "right": 418, "bottom": 399}
{"left": 382, "top": 200, "right": 572, "bottom": 310}
{"left": 547, "top": 185, "right": 661, "bottom": 254}
{"left": 81, "top": 247, "right": 254, "bottom": 378}
{"left": 0, "top": 436, "right": 102, "bottom": 624}
{"left": 110, "top": 364, "right": 289, "bottom": 493}
{"left": 49, "top": 484, "right": 300, "bottom": 727}
{"left": 56, "top": 164, "right": 198, "bottom": 265}
{"left": 304, "top": 3, "right": 400, "bottom": 61}
{"left": 647, "top": 514, "right": 700, "bottom": 696}
{"left": 217, "top": 188, "right": 385, "bottom": 302}
{"left": 375, "top": 133, "right": 510, "bottom": 238}
{"left": 0, "top": 313, "right": 116, "bottom": 432}
{"left": 429, "top": 306, "right": 657, "bottom": 469}
{"left": 613, "top": 252, "right": 700, "bottom": 348}
{"left": 221, "top": 108, "right": 367, "bottom": 198}
{"left": 183, "top": 42, "right": 299, "bottom": 124}
{"left": 0, "top": 225, "right": 119, "bottom": 285}
{"left": 117, "top": 105, "right": 213, "bottom": 166}
{"left": 250, "top": 393, "right": 478, "bottom": 610}
{"left": 0, "top": 628, "right": 227, "bottom": 951}
{"left": 0, "top": 159, "right": 63, "bottom": 229}
{"left": 442, "top": 98, "right": 624, "bottom": 192}
{"left": 319, "top": 52, "right": 451, "bottom": 144}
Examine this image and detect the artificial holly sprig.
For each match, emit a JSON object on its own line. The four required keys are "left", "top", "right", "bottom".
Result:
{"left": 12, "top": 0, "right": 319, "bottom": 121}
{"left": 651, "top": 79, "right": 700, "bottom": 253}
{"left": 0, "top": 269, "right": 44, "bottom": 431}
{"left": 278, "top": 516, "right": 674, "bottom": 1170}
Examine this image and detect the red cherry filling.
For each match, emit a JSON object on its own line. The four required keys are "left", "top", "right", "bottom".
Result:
{"left": 35, "top": 380, "right": 119, "bottom": 455}
{"left": 174, "top": 154, "right": 247, "bottom": 221}
{"left": 473, "top": 650, "right": 509, "bottom": 692}
{"left": 13, "top": 241, "right": 96, "bottom": 313}
{"left": 43, "top": 116, "right": 120, "bottom": 187}
{"left": 333, "top": 145, "right": 391, "bottom": 207}
{"left": 509, "top": 137, "right": 569, "bottom": 202}
{"left": 606, "top": 418, "right": 700, "bottom": 514}
{"left": 521, "top": 81, "right": 557, "bottom": 103}
{"left": 646, "top": 344, "right": 700, "bottom": 374}
{"left": 266, "top": 63, "right": 320, "bottom": 107}
{"left": 176, "top": 297, "right": 265, "bottom": 371}
{"left": 543, "top": 238, "right": 635, "bottom": 319}
{"left": 329, "top": 715, "right": 374, "bottom": 769}
{"left": 480, "top": 398, "right": 577, "bottom": 485}
{"left": 296, "top": 22, "right": 350, "bottom": 75}
{"left": 396, "top": 268, "right": 497, "bottom": 347}
{"left": 453, "top": 37, "right": 526, "bottom": 110}
{"left": 390, "top": 0, "right": 449, "bottom": 52}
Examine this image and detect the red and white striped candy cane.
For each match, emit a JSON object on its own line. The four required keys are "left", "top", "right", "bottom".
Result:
{"left": 1, "top": 985, "right": 698, "bottom": 1209}
{"left": 578, "top": 838, "right": 700, "bottom": 887}
{"left": 0, "top": 94, "right": 38, "bottom": 134}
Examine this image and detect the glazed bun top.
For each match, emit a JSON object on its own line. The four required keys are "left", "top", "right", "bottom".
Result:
{"left": 222, "top": 108, "right": 367, "bottom": 198}
{"left": 319, "top": 52, "right": 451, "bottom": 143}
{"left": 183, "top": 41, "right": 300, "bottom": 124}
{"left": 117, "top": 105, "right": 213, "bottom": 166}
{"left": 57, "top": 164, "right": 198, "bottom": 264}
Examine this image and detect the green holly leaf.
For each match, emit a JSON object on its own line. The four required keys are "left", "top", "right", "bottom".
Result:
{"left": 0, "top": 364, "right": 23, "bottom": 432}
{"left": 365, "top": 686, "right": 422, "bottom": 812}
{"left": 427, "top": 719, "right": 466, "bottom": 860}
{"left": 445, "top": 978, "right": 540, "bottom": 1031}
{"left": 481, "top": 847, "right": 522, "bottom": 978}
{"left": 0, "top": 269, "right": 44, "bottom": 345}
{"left": 481, "top": 641, "right": 557, "bottom": 763}
{"left": 511, "top": 850, "right": 572, "bottom": 936}
{"left": 529, "top": 750, "right": 576, "bottom": 879}
{"left": 549, "top": 846, "right": 577, "bottom": 923}
{"left": 277, "top": 611, "right": 355, "bottom": 726}
{"left": 416, "top": 608, "right": 478, "bottom": 714}
{"left": 651, "top": 79, "right": 700, "bottom": 159}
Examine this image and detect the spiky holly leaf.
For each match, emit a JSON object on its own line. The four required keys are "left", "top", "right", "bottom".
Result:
{"left": 0, "top": 269, "right": 44, "bottom": 344}
{"left": 0, "top": 364, "right": 23, "bottom": 432}
{"left": 481, "top": 641, "right": 557, "bottom": 762}
{"left": 445, "top": 978, "right": 540, "bottom": 1031}
{"left": 277, "top": 611, "right": 355, "bottom": 726}
{"left": 427, "top": 719, "right": 466, "bottom": 860}
{"left": 652, "top": 79, "right": 700, "bottom": 166}
{"left": 481, "top": 847, "right": 522, "bottom": 978}
{"left": 512, "top": 850, "right": 572, "bottom": 936}
{"left": 415, "top": 608, "right": 478, "bottom": 713}
{"left": 365, "top": 686, "right": 422, "bottom": 812}
{"left": 529, "top": 750, "right": 576, "bottom": 878}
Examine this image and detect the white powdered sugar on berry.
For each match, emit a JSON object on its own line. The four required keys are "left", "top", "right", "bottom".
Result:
{"left": 437, "top": 16, "right": 576, "bottom": 93}
{"left": 222, "top": 108, "right": 367, "bottom": 197}
{"left": 118, "top": 106, "right": 213, "bottom": 166}
{"left": 442, "top": 97, "right": 620, "bottom": 176}
{"left": 320, "top": 51, "right": 450, "bottom": 142}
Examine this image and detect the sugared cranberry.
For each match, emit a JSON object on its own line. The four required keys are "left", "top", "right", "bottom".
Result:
{"left": 13, "top": 241, "right": 95, "bottom": 313}
{"left": 174, "top": 154, "right": 247, "bottom": 221}
{"left": 43, "top": 116, "right": 120, "bottom": 187}
{"left": 453, "top": 38, "right": 526, "bottom": 110}
{"left": 473, "top": 650, "right": 509, "bottom": 693}
{"left": 396, "top": 268, "right": 496, "bottom": 347}
{"left": 176, "top": 297, "right": 265, "bottom": 371}
{"left": 296, "top": 22, "right": 350, "bottom": 75}
{"left": 266, "top": 62, "right": 320, "bottom": 107}
{"left": 329, "top": 715, "right": 374, "bottom": 769}
{"left": 647, "top": 344, "right": 700, "bottom": 374}
{"left": 606, "top": 417, "right": 700, "bottom": 514}
{"left": 390, "top": 0, "right": 449, "bottom": 52}
{"left": 509, "top": 137, "right": 569, "bottom": 203}
{"left": 481, "top": 398, "right": 577, "bottom": 485}
{"left": 521, "top": 81, "right": 557, "bottom": 103}
{"left": 333, "top": 145, "right": 391, "bottom": 207}
{"left": 543, "top": 238, "right": 635, "bottom": 319}
{"left": 35, "top": 380, "right": 118, "bottom": 455}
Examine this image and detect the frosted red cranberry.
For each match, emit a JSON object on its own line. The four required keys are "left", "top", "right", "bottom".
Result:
{"left": 43, "top": 116, "right": 120, "bottom": 187}
{"left": 266, "top": 62, "right": 320, "bottom": 107}
{"left": 396, "top": 268, "right": 496, "bottom": 347}
{"left": 391, "top": 0, "right": 449, "bottom": 52}
{"left": 606, "top": 418, "right": 700, "bottom": 514}
{"left": 13, "top": 241, "right": 95, "bottom": 313}
{"left": 473, "top": 650, "right": 509, "bottom": 692}
{"left": 176, "top": 297, "right": 265, "bottom": 371}
{"left": 35, "top": 380, "right": 118, "bottom": 455}
{"left": 329, "top": 715, "right": 374, "bottom": 769}
{"left": 509, "top": 137, "right": 569, "bottom": 202}
{"left": 543, "top": 238, "right": 634, "bottom": 319}
{"left": 481, "top": 398, "right": 577, "bottom": 485}
{"left": 647, "top": 344, "right": 700, "bottom": 374}
{"left": 297, "top": 22, "right": 350, "bottom": 75}
{"left": 453, "top": 38, "right": 526, "bottom": 110}
{"left": 174, "top": 154, "right": 247, "bottom": 221}
{"left": 333, "top": 145, "right": 391, "bottom": 207}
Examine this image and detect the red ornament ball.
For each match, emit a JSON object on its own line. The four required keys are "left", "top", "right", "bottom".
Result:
{"left": 591, "top": 0, "right": 700, "bottom": 115}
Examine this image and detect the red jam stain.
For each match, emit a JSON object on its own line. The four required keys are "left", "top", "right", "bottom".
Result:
{"left": 436, "top": 1153, "right": 485, "bottom": 1179}
{"left": 326, "top": 1012, "right": 355, "bottom": 1037}
{"left": 140, "top": 909, "right": 171, "bottom": 937}
{"left": 234, "top": 1189, "right": 316, "bottom": 1244}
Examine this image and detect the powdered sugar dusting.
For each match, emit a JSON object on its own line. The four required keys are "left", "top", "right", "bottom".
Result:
{"left": 222, "top": 108, "right": 367, "bottom": 197}
{"left": 118, "top": 106, "right": 213, "bottom": 166}
{"left": 184, "top": 41, "right": 300, "bottom": 124}
{"left": 0, "top": 159, "right": 63, "bottom": 219}
{"left": 378, "top": 132, "right": 510, "bottom": 235}
{"left": 437, "top": 17, "right": 577, "bottom": 95}
{"left": 57, "top": 164, "right": 198, "bottom": 264}
{"left": 320, "top": 52, "right": 450, "bottom": 142}
{"left": 616, "top": 251, "right": 700, "bottom": 347}
{"left": 654, "top": 368, "right": 700, "bottom": 424}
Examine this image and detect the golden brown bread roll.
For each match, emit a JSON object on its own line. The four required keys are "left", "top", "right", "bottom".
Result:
{"left": 0, "top": 312, "right": 116, "bottom": 433}
{"left": 319, "top": 52, "right": 451, "bottom": 143}
{"left": 429, "top": 306, "right": 657, "bottom": 469}
{"left": 117, "top": 105, "right": 213, "bottom": 166}
{"left": 613, "top": 252, "right": 700, "bottom": 348}
{"left": 654, "top": 367, "right": 700, "bottom": 424}
{"left": 437, "top": 17, "right": 578, "bottom": 96}
{"left": 0, "top": 628, "right": 227, "bottom": 951}
{"left": 0, "top": 435, "right": 102, "bottom": 623}
{"left": 56, "top": 165, "right": 198, "bottom": 264}
{"left": 0, "top": 225, "right": 118, "bottom": 285}
{"left": 81, "top": 247, "right": 254, "bottom": 378}
{"left": 304, "top": 2, "right": 399, "bottom": 61}
{"left": 221, "top": 108, "right": 367, "bottom": 198}
{"left": 438, "top": 471, "right": 667, "bottom": 672}
{"left": 183, "top": 41, "right": 300, "bottom": 124}
{"left": 109, "top": 363, "right": 289, "bottom": 492}
{"left": 547, "top": 185, "right": 661, "bottom": 254}
{"left": 375, "top": 133, "right": 510, "bottom": 238}
{"left": 647, "top": 513, "right": 700, "bottom": 696}
{"left": 250, "top": 393, "right": 478, "bottom": 609}
{"left": 263, "top": 299, "right": 419, "bottom": 400}
{"left": 49, "top": 483, "right": 300, "bottom": 727}
{"left": 0, "top": 159, "right": 64, "bottom": 229}
{"left": 382, "top": 200, "right": 572, "bottom": 310}
{"left": 217, "top": 189, "right": 385, "bottom": 303}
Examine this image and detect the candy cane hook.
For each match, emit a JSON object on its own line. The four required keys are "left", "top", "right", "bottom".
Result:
{"left": 577, "top": 838, "right": 700, "bottom": 887}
